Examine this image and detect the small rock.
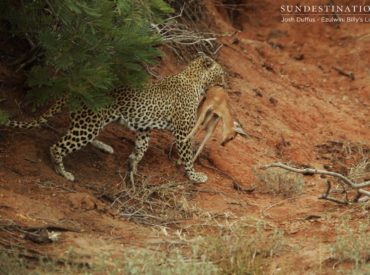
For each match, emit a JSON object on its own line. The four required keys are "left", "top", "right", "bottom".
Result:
{"left": 262, "top": 62, "right": 274, "bottom": 72}
{"left": 269, "top": 97, "right": 278, "bottom": 106}
{"left": 292, "top": 53, "right": 304, "bottom": 61}
{"left": 269, "top": 41, "right": 284, "bottom": 49}
{"left": 48, "top": 231, "right": 61, "bottom": 242}
{"left": 232, "top": 90, "right": 242, "bottom": 96}
{"left": 253, "top": 88, "right": 263, "bottom": 97}
{"left": 231, "top": 37, "right": 240, "bottom": 45}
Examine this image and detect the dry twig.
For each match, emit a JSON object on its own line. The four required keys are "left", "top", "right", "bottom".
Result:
{"left": 152, "top": 1, "right": 221, "bottom": 61}
{"left": 333, "top": 66, "right": 355, "bottom": 80}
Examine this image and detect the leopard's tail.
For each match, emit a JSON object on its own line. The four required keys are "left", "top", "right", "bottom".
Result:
{"left": 5, "top": 97, "right": 66, "bottom": 129}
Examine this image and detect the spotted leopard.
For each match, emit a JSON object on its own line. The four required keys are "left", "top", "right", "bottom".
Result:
{"left": 3, "top": 55, "right": 225, "bottom": 183}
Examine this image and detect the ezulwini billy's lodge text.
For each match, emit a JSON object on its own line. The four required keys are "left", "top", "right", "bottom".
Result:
{"left": 282, "top": 16, "right": 369, "bottom": 23}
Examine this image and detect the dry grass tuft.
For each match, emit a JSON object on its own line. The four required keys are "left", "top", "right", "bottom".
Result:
{"left": 0, "top": 217, "right": 284, "bottom": 274}
{"left": 110, "top": 178, "right": 198, "bottom": 226}
{"left": 254, "top": 169, "right": 304, "bottom": 197}
{"left": 196, "top": 222, "right": 284, "bottom": 274}
{"left": 0, "top": 250, "right": 28, "bottom": 275}
{"left": 121, "top": 217, "right": 284, "bottom": 275}
{"left": 348, "top": 157, "right": 369, "bottom": 182}
{"left": 330, "top": 217, "right": 370, "bottom": 273}
{"left": 122, "top": 248, "right": 218, "bottom": 275}
{"left": 316, "top": 141, "right": 370, "bottom": 177}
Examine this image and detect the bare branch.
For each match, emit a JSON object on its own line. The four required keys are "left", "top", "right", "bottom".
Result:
{"left": 261, "top": 163, "right": 370, "bottom": 189}
{"left": 260, "top": 162, "right": 370, "bottom": 203}
{"left": 151, "top": 2, "right": 220, "bottom": 61}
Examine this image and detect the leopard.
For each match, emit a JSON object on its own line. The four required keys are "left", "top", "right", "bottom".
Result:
{"left": 3, "top": 54, "right": 225, "bottom": 184}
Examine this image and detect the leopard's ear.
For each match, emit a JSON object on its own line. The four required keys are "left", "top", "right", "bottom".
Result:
{"left": 203, "top": 58, "right": 213, "bottom": 69}
{"left": 197, "top": 51, "right": 207, "bottom": 57}
{"left": 196, "top": 52, "right": 214, "bottom": 68}
{"left": 203, "top": 57, "right": 215, "bottom": 69}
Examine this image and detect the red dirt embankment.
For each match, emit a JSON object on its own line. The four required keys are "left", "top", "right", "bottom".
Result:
{"left": 0, "top": 0, "right": 369, "bottom": 273}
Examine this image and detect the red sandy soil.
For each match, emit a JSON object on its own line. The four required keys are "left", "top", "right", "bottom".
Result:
{"left": 0, "top": 0, "right": 369, "bottom": 273}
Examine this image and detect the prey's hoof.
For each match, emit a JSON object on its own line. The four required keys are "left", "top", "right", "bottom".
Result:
{"left": 187, "top": 171, "right": 208, "bottom": 183}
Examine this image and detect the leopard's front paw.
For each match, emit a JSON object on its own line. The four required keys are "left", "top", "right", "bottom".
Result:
{"left": 55, "top": 167, "right": 75, "bottom": 181}
{"left": 187, "top": 171, "right": 208, "bottom": 183}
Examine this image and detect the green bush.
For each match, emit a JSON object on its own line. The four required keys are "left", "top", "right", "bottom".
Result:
{"left": 0, "top": 0, "right": 172, "bottom": 111}
{"left": 0, "top": 110, "right": 8, "bottom": 124}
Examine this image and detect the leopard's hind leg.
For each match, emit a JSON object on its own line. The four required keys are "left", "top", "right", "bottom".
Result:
{"left": 127, "top": 130, "right": 150, "bottom": 185}
{"left": 172, "top": 124, "right": 208, "bottom": 183}
{"left": 50, "top": 118, "right": 102, "bottom": 181}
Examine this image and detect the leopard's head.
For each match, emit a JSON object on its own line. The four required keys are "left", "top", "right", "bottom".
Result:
{"left": 183, "top": 53, "right": 226, "bottom": 91}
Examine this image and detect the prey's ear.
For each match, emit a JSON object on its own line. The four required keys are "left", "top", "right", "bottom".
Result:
{"left": 233, "top": 121, "right": 249, "bottom": 138}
